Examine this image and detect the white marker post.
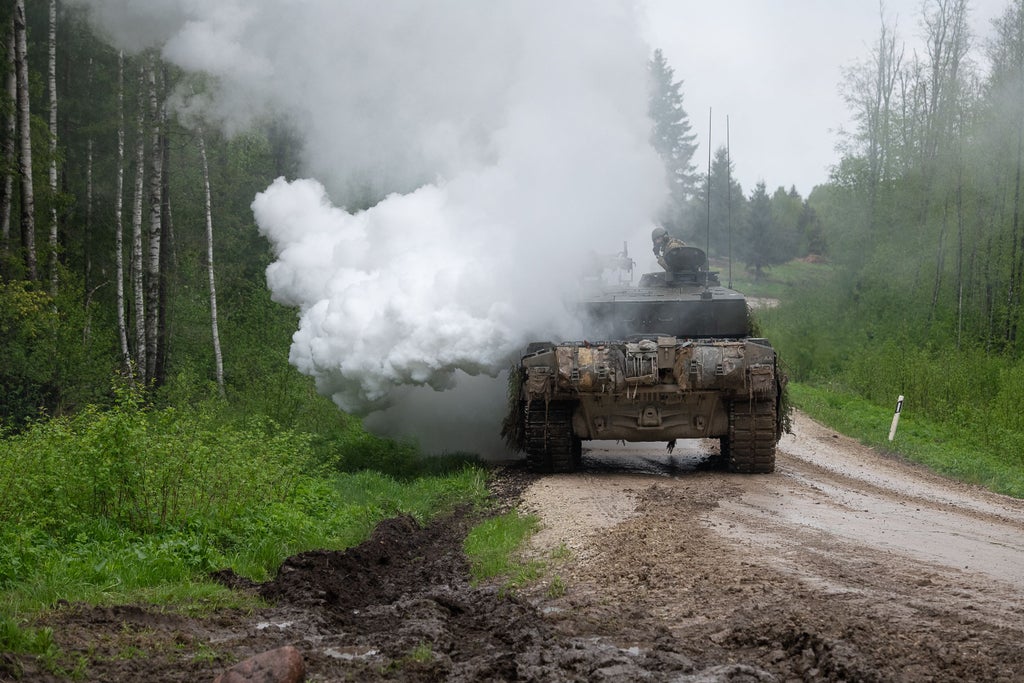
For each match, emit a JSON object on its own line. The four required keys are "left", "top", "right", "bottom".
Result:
{"left": 888, "top": 395, "right": 904, "bottom": 441}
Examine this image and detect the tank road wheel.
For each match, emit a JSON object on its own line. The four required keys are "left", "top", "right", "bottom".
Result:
{"left": 724, "top": 398, "right": 777, "bottom": 473}
{"left": 523, "top": 401, "right": 579, "bottom": 473}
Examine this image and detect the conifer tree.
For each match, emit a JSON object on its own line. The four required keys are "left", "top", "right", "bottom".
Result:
{"left": 648, "top": 48, "right": 698, "bottom": 231}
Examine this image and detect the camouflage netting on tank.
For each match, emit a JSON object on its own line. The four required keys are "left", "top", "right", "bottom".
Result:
{"left": 500, "top": 365, "right": 526, "bottom": 451}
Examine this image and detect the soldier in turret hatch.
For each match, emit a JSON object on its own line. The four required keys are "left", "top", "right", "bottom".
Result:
{"left": 651, "top": 226, "right": 686, "bottom": 272}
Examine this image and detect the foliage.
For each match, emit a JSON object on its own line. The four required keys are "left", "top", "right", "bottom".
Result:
{"left": 738, "top": 182, "right": 784, "bottom": 278}
{"left": 0, "top": 617, "right": 59, "bottom": 662}
{"left": 0, "top": 278, "right": 113, "bottom": 427}
{"left": 0, "top": 394, "right": 489, "bottom": 616}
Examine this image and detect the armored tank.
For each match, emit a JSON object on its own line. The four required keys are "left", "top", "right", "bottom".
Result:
{"left": 503, "top": 240, "right": 786, "bottom": 473}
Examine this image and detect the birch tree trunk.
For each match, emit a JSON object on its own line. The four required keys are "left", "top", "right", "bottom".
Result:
{"left": 114, "top": 51, "right": 133, "bottom": 383}
{"left": 14, "top": 0, "right": 36, "bottom": 281}
{"left": 198, "top": 128, "right": 225, "bottom": 397}
{"left": 47, "top": 0, "right": 58, "bottom": 296}
{"left": 144, "top": 60, "right": 163, "bottom": 385}
{"left": 1, "top": 18, "right": 15, "bottom": 261}
{"left": 131, "top": 64, "right": 147, "bottom": 383}
{"left": 155, "top": 73, "right": 171, "bottom": 386}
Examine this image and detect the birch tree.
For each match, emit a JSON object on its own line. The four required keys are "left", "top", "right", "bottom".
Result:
{"left": 114, "top": 51, "right": 133, "bottom": 382}
{"left": 47, "top": 0, "right": 58, "bottom": 295}
{"left": 144, "top": 59, "right": 163, "bottom": 384}
{"left": 131, "top": 63, "right": 146, "bottom": 382}
{"left": 922, "top": 0, "right": 971, "bottom": 164}
{"left": 198, "top": 127, "right": 225, "bottom": 396}
{"left": 987, "top": 0, "right": 1024, "bottom": 345}
{"left": 14, "top": 0, "right": 35, "bottom": 281}
{"left": 840, "top": 6, "right": 904, "bottom": 235}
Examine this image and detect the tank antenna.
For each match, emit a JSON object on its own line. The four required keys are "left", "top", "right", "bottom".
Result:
{"left": 705, "top": 108, "right": 712, "bottom": 258}
{"left": 704, "top": 107, "right": 712, "bottom": 288}
{"left": 727, "top": 115, "right": 733, "bottom": 289}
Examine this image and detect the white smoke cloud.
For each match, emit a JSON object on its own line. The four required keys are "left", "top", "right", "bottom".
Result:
{"left": 74, "top": 0, "right": 665, "bottom": 454}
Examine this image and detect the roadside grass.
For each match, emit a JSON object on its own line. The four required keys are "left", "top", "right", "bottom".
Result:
{"left": 718, "top": 258, "right": 834, "bottom": 300}
{"left": 464, "top": 511, "right": 544, "bottom": 587}
{"left": 791, "top": 383, "right": 1024, "bottom": 498}
{"left": 463, "top": 512, "right": 574, "bottom": 598}
{"left": 0, "top": 392, "right": 490, "bottom": 644}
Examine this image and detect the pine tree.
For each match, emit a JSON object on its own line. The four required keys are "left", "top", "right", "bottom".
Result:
{"left": 648, "top": 49, "right": 698, "bottom": 231}
{"left": 739, "top": 181, "right": 776, "bottom": 280}
{"left": 694, "top": 146, "right": 745, "bottom": 257}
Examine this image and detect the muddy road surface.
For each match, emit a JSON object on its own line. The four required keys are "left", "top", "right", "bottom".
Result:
{"left": 520, "top": 411, "right": 1024, "bottom": 681}
{"left": 6, "top": 411, "right": 1024, "bottom": 682}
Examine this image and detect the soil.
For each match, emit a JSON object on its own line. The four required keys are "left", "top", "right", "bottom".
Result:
{"left": 5, "top": 410, "right": 1024, "bottom": 682}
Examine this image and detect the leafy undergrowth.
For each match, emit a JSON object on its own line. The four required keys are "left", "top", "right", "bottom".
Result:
{"left": 0, "top": 389, "right": 490, "bottom": 666}
{"left": 792, "top": 382, "right": 1024, "bottom": 499}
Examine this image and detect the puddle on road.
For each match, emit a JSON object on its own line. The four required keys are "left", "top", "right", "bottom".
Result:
{"left": 580, "top": 439, "right": 718, "bottom": 476}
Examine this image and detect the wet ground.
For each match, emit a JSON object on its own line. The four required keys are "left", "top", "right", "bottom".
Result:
{"left": 5, "top": 411, "right": 1024, "bottom": 681}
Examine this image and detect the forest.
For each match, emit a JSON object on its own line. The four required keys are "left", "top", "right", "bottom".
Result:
{"left": 651, "top": 1, "right": 1024, "bottom": 490}
{"left": 2, "top": 0, "right": 1024, "bottom": 670}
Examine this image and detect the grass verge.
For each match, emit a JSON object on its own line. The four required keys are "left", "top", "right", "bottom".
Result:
{"left": 792, "top": 382, "right": 1024, "bottom": 498}
{"left": 721, "top": 258, "right": 834, "bottom": 300}
{"left": 463, "top": 511, "right": 544, "bottom": 588}
{"left": 0, "top": 392, "right": 490, "bottom": 627}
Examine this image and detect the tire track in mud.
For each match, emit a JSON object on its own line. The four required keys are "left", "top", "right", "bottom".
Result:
{"left": 521, "top": 410, "right": 1024, "bottom": 681}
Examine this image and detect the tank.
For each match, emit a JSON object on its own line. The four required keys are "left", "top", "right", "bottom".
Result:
{"left": 503, "top": 243, "right": 786, "bottom": 473}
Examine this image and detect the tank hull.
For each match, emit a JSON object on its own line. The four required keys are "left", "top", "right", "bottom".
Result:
{"left": 502, "top": 255, "right": 786, "bottom": 474}
{"left": 518, "top": 336, "right": 778, "bottom": 437}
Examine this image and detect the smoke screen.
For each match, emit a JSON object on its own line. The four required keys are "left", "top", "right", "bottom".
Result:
{"left": 74, "top": 0, "right": 666, "bottom": 454}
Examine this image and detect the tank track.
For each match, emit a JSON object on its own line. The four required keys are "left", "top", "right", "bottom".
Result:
{"left": 724, "top": 397, "right": 777, "bottom": 473}
{"left": 523, "top": 401, "right": 580, "bottom": 473}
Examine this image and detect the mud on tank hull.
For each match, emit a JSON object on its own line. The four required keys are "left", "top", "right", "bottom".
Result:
{"left": 506, "top": 336, "right": 783, "bottom": 474}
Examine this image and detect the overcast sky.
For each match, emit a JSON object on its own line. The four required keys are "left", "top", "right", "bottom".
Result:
{"left": 641, "top": 0, "right": 1007, "bottom": 197}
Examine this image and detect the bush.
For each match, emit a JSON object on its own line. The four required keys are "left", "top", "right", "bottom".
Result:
{"left": 0, "top": 394, "right": 489, "bottom": 613}
{"left": 0, "top": 388, "right": 310, "bottom": 536}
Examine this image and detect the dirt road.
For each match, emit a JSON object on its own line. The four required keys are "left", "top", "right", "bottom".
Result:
{"left": 9, "top": 410, "right": 1024, "bottom": 681}
{"left": 520, "top": 410, "right": 1024, "bottom": 681}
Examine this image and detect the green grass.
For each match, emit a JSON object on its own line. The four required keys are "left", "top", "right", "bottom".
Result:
{"left": 719, "top": 258, "right": 834, "bottom": 300}
{"left": 463, "top": 512, "right": 544, "bottom": 587}
{"left": 792, "top": 382, "right": 1024, "bottom": 498}
{"left": 0, "top": 395, "right": 490, "bottom": 622}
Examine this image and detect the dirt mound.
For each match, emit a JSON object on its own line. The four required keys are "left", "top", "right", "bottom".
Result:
{"left": 258, "top": 513, "right": 468, "bottom": 612}
{"left": 248, "top": 505, "right": 722, "bottom": 682}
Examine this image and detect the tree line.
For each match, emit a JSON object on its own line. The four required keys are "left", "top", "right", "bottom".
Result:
{"left": 762, "top": 0, "right": 1024, "bottom": 458}
{"left": 7, "top": 0, "right": 1023, "bottom": 442}
{"left": 647, "top": 48, "right": 824, "bottom": 278}
{"left": 0, "top": 1, "right": 300, "bottom": 427}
